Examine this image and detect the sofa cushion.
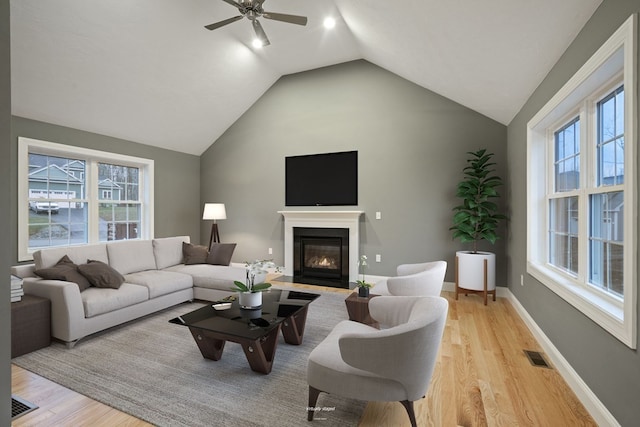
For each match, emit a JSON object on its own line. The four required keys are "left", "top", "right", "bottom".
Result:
{"left": 124, "top": 270, "right": 193, "bottom": 298}
{"left": 153, "top": 236, "right": 190, "bottom": 269}
{"left": 165, "top": 264, "right": 247, "bottom": 291}
{"left": 34, "top": 243, "right": 108, "bottom": 270}
{"left": 81, "top": 283, "right": 149, "bottom": 318}
{"left": 206, "top": 243, "right": 236, "bottom": 266}
{"left": 35, "top": 255, "right": 92, "bottom": 291}
{"left": 107, "top": 240, "right": 157, "bottom": 275}
{"left": 78, "top": 260, "right": 126, "bottom": 289}
{"left": 182, "top": 242, "right": 209, "bottom": 265}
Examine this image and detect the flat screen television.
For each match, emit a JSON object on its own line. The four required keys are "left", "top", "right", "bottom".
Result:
{"left": 285, "top": 151, "right": 358, "bottom": 206}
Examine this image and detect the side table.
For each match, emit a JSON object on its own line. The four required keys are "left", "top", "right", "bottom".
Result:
{"left": 11, "top": 295, "right": 51, "bottom": 358}
{"left": 344, "top": 292, "right": 380, "bottom": 328}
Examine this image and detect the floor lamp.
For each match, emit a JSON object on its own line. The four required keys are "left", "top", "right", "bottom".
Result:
{"left": 203, "top": 203, "right": 226, "bottom": 249}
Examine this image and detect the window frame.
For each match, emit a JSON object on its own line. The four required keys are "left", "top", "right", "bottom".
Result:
{"left": 526, "top": 14, "right": 637, "bottom": 348}
{"left": 18, "top": 137, "right": 155, "bottom": 261}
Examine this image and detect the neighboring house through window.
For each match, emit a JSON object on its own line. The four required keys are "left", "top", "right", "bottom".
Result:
{"left": 18, "top": 137, "right": 154, "bottom": 261}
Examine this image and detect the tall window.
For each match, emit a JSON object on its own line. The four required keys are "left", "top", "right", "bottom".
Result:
{"left": 527, "top": 15, "right": 636, "bottom": 348}
{"left": 19, "top": 138, "right": 154, "bottom": 260}
{"left": 590, "top": 87, "right": 625, "bottom": 297}
{"left": 549, "top": 118, "right": 580, "bottom": 276}
{"left": 548, "top": 87, "right": 625, "bottom": 298}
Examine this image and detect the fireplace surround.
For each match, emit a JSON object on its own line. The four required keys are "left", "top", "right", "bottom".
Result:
{"left": 279, "top": 211, "right": 364, "bottom": 284}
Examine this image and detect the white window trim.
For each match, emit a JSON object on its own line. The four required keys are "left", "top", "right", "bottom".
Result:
{"left": 527, "top": 14, "right": 637, "bottom": 348}
{"left": 18, "top": 137, "right": 155, "bottom": 261}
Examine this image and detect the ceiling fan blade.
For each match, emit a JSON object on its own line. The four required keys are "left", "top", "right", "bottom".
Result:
{"left": 252, "top": 19, "right": 271, "bottom": 46}
{"left": 204, "top": 15, "right": 243, "bottom": 31}
{"left": 262, "top": 12, "right": 307, "bottom": 26}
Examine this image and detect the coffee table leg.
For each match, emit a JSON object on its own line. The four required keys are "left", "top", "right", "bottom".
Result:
{"left": 281, "top": 305, "right": 309, "bottom": 345}
{"left": 241, "top": 324, "right": 281, "bottom": 374}
{"left": 189, "top": 328, "right": 226, "bottom": 361}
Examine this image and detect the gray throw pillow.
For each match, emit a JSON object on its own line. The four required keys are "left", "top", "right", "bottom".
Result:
{"left": 207, "top": 243, "right": 237, "bottom": 266}
{"left": 35, "top": 255, "right": 92, "bottom": 291}
{"left": 78, "top": 259, "right": 125, "bottom": 289}
{"left": 182, "top": 242, "right": 209, "bottom": 265}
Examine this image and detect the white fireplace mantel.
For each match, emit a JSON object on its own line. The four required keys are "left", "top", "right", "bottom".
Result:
{"left": 278, "top": 211, "right": 364, "bottom": 282}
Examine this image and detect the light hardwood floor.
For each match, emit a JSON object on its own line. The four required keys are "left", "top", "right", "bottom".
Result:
{"left": 11, "top": 282, "right": 596, "bottom": 426}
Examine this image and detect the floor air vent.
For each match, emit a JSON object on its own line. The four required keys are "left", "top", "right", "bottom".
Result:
{"left": 12, "top": 395, "right": 38, "bottom": 420}
{"left": 524, "top": 350, "right": 551, "bottom": 368}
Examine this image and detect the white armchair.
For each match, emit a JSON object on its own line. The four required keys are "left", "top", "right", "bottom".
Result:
{"left": 307, "top": 296, "right": 448, "bottom": 426}
{"left": 375, "top": 261, "right": 447, "bottom": 296}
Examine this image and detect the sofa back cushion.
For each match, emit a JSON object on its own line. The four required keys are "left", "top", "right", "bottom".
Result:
{"left": 153, "top": 236, "right": 191, "bottom": 269}
{"left": 34, "top": 244, "right": 109, "bottom": 270}
{"left": 107, "top": 240, "right": 157, "bottom": 275}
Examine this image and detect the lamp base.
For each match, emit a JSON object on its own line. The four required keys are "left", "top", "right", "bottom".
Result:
{"left": 208, "top": 223, "right": 221, "bottom": 249}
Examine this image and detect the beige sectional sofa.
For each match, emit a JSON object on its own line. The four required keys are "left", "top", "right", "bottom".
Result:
{"left": 11, "top": 236, "right": 253, "bottom": 348}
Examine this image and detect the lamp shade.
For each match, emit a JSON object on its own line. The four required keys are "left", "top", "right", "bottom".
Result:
{"left": 203, "top": 203, "right": 226, "bottom": 220}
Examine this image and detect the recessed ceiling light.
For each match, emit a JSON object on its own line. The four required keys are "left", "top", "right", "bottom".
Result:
{"left": 323, "top": 17, "right": 336, "bottom": 29}
{"left": 252, "top": 38, "right": 264, "bottom": 49}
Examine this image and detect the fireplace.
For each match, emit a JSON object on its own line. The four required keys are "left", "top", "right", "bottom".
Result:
{"left": 279, "top": 210, "right": 364, "bottom": 285}
{"left": 294, "top": 227, "right": 349, "bottom": 288}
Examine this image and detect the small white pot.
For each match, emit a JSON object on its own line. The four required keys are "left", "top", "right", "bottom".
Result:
{"left": 456, "top": 251, "right": 496, "bottom": 291}
{"left": 239, "top": 291, "right": 262, "bottom": 309}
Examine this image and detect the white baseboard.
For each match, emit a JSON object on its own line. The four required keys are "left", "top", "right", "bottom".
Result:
{"left": 504, "top": 289, "right": 619, "bottom": 427}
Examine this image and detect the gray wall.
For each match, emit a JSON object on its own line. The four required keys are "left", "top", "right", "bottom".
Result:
{"left": 11, "top": 116, "right": 203, "bottom": 263}
{"left": 1, "top": 0, "right": 11, "bottom": 423}
{"left": 201, "top": 60, "right": 508, "bottom": 284}
{"left": 507, "top": 1, "right": 640, "bottom": 425}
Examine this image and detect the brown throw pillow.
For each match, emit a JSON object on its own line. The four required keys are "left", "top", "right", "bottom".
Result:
{"left": 78, "top": 260, "right": 125, "bottom": 289}
{"left": 182, "top": 242, "right": 209, "bottom": 265}
{"left": 207, "top": 243, "right": 237, "bottom": 266}
{"left": 35, "top": 255, "right": 92, "bottom": 291}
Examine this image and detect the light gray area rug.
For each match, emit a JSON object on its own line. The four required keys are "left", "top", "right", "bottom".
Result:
{"left": 13, "top": 287, "right": 365, "bottom": 426}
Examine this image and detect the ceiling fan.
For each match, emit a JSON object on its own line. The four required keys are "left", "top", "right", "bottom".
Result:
{"left": 205, "top": 0, "right": 308, "bottom": 47}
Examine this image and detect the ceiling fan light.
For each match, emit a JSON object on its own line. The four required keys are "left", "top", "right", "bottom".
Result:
{"left": 323, "top": 17, "right": 336, "bottom": 29}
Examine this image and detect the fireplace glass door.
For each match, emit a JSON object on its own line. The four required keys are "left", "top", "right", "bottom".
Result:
{"left": 302, "top": 238, "right": 342, "bottom": 281}
{"left": 293, "top": 227, "right": 349, "bottom": 288}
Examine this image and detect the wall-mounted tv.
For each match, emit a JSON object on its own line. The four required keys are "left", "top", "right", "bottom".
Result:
{"left": 285, "top": 150, "right": 358, "bottom": 206}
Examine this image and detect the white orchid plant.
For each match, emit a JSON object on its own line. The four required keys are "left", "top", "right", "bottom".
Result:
{"left": 232, "top": 259, "right": 281, "bottom": 293}
{"left": 356, "top": 255, "right": 373, "bottom": 289}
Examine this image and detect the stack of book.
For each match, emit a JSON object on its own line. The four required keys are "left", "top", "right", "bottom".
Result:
{"left": 11, "top": 275, "right": 24, "bottom": 302}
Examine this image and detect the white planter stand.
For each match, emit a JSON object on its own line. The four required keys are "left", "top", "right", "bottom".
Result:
{"left": 239, "top": 292, "right": 262, "bottom": 309}
{"left": 455, "top": 251, "right": 496, "bottom": 305}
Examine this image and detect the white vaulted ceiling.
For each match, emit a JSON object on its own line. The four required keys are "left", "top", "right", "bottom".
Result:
{"left": 10, "top": 0, "right": 602, "bottom": 155}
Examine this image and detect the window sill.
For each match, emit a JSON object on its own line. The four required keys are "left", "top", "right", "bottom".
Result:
{"left": 527, "top": 262, "right": 633, "bottom": 347}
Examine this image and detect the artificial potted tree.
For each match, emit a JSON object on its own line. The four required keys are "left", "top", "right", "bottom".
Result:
{"left": 450, "top": 149, "right": 506, "bottom": 304}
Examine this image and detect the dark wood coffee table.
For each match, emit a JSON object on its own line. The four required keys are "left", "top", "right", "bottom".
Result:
{"left": 170, "top": 289, "right": 319, "bottom": 374}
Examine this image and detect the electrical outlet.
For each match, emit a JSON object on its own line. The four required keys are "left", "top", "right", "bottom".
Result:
{"left": 375, "top": 211, "right": 382, "bottom": 220}
{"left": 376, "top": 254, "right": 381, "bottom": 262}
{"left": 268, "top": 248, "right": 273, "bottom": 255}
{"left": 520, "top": 274, "right": 524, "bottom": 286}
